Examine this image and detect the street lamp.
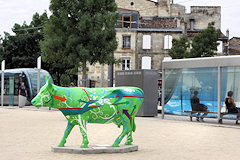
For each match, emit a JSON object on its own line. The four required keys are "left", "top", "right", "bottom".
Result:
{"left": 1, "top": 60, "right": 5, "bottom": 107}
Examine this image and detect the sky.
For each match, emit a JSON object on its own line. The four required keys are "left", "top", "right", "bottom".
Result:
{"left": 0, "top": 0, "right": 240, "bottom": 38}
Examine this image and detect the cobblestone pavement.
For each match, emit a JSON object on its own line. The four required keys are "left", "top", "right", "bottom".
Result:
{"left": 1, "top": 106, "right": 240, "bottom": 160}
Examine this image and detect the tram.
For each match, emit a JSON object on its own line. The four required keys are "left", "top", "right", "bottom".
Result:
{"left": 0, "top": 68, "right": 52, "bottom": 106}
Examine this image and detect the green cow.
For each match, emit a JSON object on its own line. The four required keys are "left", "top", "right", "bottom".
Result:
{"left": 31, "top": 78, "right": 144, "bottom": 148}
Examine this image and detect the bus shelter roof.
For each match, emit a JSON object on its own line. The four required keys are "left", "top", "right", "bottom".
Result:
{"left": 163, "top": 55, "right": 240, "bottom": 69}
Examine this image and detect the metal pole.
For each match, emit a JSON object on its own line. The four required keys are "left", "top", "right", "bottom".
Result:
{"left": 161, "top": 68, "right": 165, "bottom": 119}
{"left": 37, "top": 69, "right": 40, "bottom": 93}
{"left": 217, "top": 66, "right": 222, "bottom": 123}
{"left": 1, "top": 71, "right": 4, "bottom": 107}
{"left": 1, "top": 60, "right": 5, "bottom": 107}
{"left": 108, "top": 64, "right": 113, "bottom": 87}
{"left": 101, "top": 64, "right": 104, "bottom": 87}
{"left": 37, "top": 56, "right": 41, "bottom": 93}
{"left": 108, "top": 53, "right": 114, "bottom": 87}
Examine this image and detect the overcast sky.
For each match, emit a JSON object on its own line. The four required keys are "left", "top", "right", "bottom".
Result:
{"left": 0, "top": 0, "right": 239, "bottom": 38}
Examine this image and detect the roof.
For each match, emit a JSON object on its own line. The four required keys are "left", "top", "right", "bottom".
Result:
{"left": 115, "top": 28, "right": 182, "bottom": 32}
{"left": 139, "top": 17, "right": 177, "bottom": 29}
{"left": 163, "top": 55, "right": 240, "bottom": 69}
{"left": 146, "top": 0, "right": 157, "bottom": 3}
{"left": 3, "top": 68, "right": 47, "bottom": 73}
{"left": 136, "top": 28, "right": 182, "bottom": 32}
{"left": 230, "top": 37, "right": 240, "bottom": 41}
{"left": 0, "top": 68, "right": 49, "bottom": 76}
{"left": 229, "top": 37, "right": 240, "bottom": 54}
{"left": 187, "top": 30, "right": 228, "bottom": 40}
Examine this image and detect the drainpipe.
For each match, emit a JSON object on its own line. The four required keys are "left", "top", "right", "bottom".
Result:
{"left": 169, "top": 0, "right": 171, "bottom": 17}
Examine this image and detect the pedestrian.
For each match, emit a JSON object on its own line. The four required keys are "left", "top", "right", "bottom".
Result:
{"left": 69, "top": 82, "right": 75, "bottom": 87}
{"left": 19, "top": 82, "right": 28, "bottom": 108}
{"left": 224, "top": 91, "right": 240, "bottom": 113}
{"left": 191, "top": 91, "right": 209, "bottom": 122}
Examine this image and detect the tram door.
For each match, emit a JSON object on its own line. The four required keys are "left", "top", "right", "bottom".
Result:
{"left": 2, "top": 76, "right": 15, "bottom": 106}
{"left": 8, "top": 76, "right": 14, "bottom": 106}
{"left": 0, "top": 74, "right": 19, "bottom": 106}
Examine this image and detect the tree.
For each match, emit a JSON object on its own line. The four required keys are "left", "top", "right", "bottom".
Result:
{"left": 40, "top": 0, "right": 119, "bottom": 86}
{"left": 169, "top": 22, "right": 221, "bottom": 59}
{"left": 190, "top": 22, "right": 221, "bottom": 57}
{"left": 168, "top": 35, "right": 190, "bottom": 59}
{"left": 1, "top": 12, "right": 48, "bottom": 69}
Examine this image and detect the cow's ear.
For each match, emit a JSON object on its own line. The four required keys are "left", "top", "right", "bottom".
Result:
{"left": 45, "top": 76, "right": 48, "bottom": 83}
{"left": 46, "top": 76, "right": 52, "bottom": 86}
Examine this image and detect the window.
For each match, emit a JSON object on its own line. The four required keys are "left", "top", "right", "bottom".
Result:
{"left": 122, "top": 15, "right": 132, "bottom": 28}
{"left": 141, "top": 56, "right": 151, "bottom": 69}
{"left": 122, "top": 35, "right": 131, "bottom": 49}
{"left": 190, "top": 19, "right": 195, "bottom": 31}
{"left": 122, "top": 58, "right": 131, "bottom": 70}
{"left": 164, "top": 35, "right": 173, "bottom": 49}
{"left": 142, "top": 35, "right": 151, "bottom": 49}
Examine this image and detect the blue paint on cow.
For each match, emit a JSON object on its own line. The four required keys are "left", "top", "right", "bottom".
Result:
{"left": 60, "top": 106, "right": 100, "bottom": 115}
{"left": 104, "top": 90, "right": 144, "bottom": 105}
{"left": 60, "top": 99, "right": 99, "bottom": 115}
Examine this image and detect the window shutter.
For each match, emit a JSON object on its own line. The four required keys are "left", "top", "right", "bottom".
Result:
{"left": 169, "top": 35, "right": 173, "bottom": 49}
{"left": 143, "top": 35, "right": 151, "bottom": 49}
{"left": 164, "top": 35, "right": 169, "bottom": 49}
{"left": 141, "top": 56, "right": 151, "bottom": 69}
{"left": 164, "top": 35, "right": 173, "bottom": 49}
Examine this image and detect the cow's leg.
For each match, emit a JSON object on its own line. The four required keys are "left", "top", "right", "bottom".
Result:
{"left": 125, "top": 132, "right": 133, "bottom": 145}
{"left": 78, "top": 115, "right": 89, "bottom": 148}
{"left": 58, "top": 122, "right": 75, "bottom": 147}
{"left": 112, "top": 114, "right": 131, "bottom": 147}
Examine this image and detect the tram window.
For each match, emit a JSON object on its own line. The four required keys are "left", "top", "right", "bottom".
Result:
{"left": 14, "top": 74, "right": 20, "bottom": 95}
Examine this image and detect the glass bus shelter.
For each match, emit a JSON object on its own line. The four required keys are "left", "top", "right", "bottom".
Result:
{"left": 162, "top": 55, "right": 240, "bottom": 122}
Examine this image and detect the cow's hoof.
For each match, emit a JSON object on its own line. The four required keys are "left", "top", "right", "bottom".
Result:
{"left": 58, "top": 144, "right": 65, "bottom": 147}
{"left": 81, "top": 144, "right": 88, "bottom": 148}
{"left": 58, "top": 139, "right": 66, "bottom": 147}
{"left": 112, "top": 143, "right": 119, "bottom": 147}
{"left": 125, "top": 141, "right": 132, "bottom": 145}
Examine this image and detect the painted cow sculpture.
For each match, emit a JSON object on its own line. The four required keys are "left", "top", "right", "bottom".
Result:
{"left": 31, "top": 78, "right": 144, "bottom": 148}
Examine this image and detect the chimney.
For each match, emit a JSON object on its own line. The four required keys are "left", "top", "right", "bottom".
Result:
{"left": 226, "top": 29, "right": 229, "bottom": 40}
{"left": 157, "top": 0, "right": 170, "bottom": 17}
{"left": 181, "top": 19, "right": 187, "bottom": 34}
{"left": 225, "top": 29, "right": 230, "bottom": 55}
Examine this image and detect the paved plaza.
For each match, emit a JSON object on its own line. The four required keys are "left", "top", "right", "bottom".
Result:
{"left": 1, "top": 106, "right": 240, "bottom": 160}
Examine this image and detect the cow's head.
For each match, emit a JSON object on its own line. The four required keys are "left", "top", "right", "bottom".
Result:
{"left": 31, "top": 77, "right": 54, "bottom": 108}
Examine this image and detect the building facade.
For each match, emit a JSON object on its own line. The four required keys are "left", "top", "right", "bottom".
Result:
{"left": 80, "top": 0, "right": 226, "bottom": 87}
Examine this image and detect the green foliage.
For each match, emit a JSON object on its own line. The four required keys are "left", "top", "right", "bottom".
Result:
{"left": 168, "top": 36, "right": 190, "bottom": 59}
{"left": 169, "top": 22, "right": 221, "bottom": 59}
{"left": 40, "top": 0, "right": 119, "bottom": 86}
{"left": 190, "top": 22, "right": 221, "bottom": 58}
{"left": 1, "top": 12, "right": 48, "bottom": 69}
{"left": 1, "top": 11, "right": 77, "bottom": 85}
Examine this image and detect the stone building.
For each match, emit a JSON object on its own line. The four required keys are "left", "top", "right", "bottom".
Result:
{"left": 228, "top": 37, "right": 240, "bottom": 55}
{"left": 80, "top": 0, "right": 226, "bottom": 87}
